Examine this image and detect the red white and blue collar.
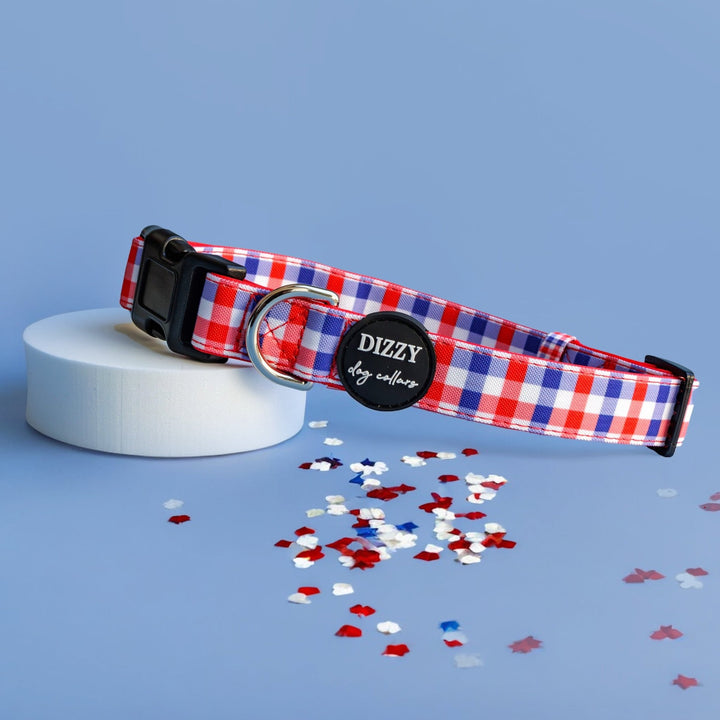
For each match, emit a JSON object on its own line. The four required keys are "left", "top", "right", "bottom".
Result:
{"left": 120, "top": 226, "right": 698, "bottom": 457}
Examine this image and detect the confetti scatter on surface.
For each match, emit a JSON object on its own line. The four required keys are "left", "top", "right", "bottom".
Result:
{"left": 454, "top": 653, "right": 483, "bottom": 669}
{"left": 622, "top": 568, "right": 665, "bottom": 584}
{"left": 168, "top": 515, "right": 191, "bottom": 525}
{"left": 509, "top": 636, "right": 543, "bottom": 654}
{"left": 672, "top": 675, "right": 699, "bottom": 690}
{"left": 656, "top": 488, "right": 678, "bottom": 498}
{"left": 383, "top": 644, "right": 410, "bottom": 657}
{"left": 308, "top": 420, "right": 328, "bottom": 429}
{"left": 163, "top": 499, "right": 184, "bottom": 510}
{"left": 675, "top": 572, "right": 703, "bottom": 590}
{"left": 335, "top": 624, "right": 362, "bottom": 638}
{"left": 298, "top": 457, "right": 343, "bottom": 471}
{"left": 332, "top": 583, "right": 354, "bottom": 596}
{"left": 650, "top": 625, "right": 683, "bottom": 640}
{"left": 324, "top": 437, "right": 344, "bottom": 446}
{"left": 377, "top": 621, "right": 402, "bottom": 635}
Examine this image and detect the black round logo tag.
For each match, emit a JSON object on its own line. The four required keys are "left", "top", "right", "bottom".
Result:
{"left": 336, "top": 311, "right": 436, "bottom": 411}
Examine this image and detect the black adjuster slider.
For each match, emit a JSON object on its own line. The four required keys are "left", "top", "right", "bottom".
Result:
{"left": 131, "top": 225, "right": 246, "bottom": 362}
{"left": 645, "top": 355, "right": 695, "bottom": 458}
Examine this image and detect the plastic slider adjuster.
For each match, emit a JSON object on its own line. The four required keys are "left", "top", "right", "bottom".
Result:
{"left": 644, "top": 355, "right": 695, "bottom": 458}
{"left": 131, "top": 225, "right": 246, "bottom": 362}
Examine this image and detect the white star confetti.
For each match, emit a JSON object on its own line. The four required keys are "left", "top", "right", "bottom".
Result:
{"left": 454, "top": 653, "right": 483, "bottom": 668}
{"left": 296, "top": 535, "right": 319, "bottom": 549}
{"left": 323, "top": 437, "right": 344, "bottom": 446}
{"left": 436, "top": 452, "right": 457, "bottom": 460}
{"left": 657, "top": 488, "right": 678, "bottom": 498}
{"left": 350, "top": 460, "right": 389, "bottom": 476}
{"left": 675, "top": 572, "right": 703, "bottom": 590}
{"left": 308, "top": 420, "right": 328, "bottom": 429}
{"left": 377, "top": 621, "right": 402, "bottom": 635}
{"left": 305, "top": 508, "right": 325, "bottom": 518}
{"left": 293, "top": 557, "right": 315, "bottom": 569}
{"left": 325, "top": 495, "right": 345, "bottom": 504}
{"left": 401, "top": 455, "right": 426, "bottom": 467}
{"left": 288, "top": 592, "right": 311, "bottom": 604}
{"left": 163, "top": 499, "right": 184, "bottom": 510}
{"left": 326, "top": 504, "right": 349, "bottom": 516}
{"left": 310, "top": 460, "right": 333, "bottom": 471}
{"left": 332, "top": 582, "right": 354, "bottom": 596}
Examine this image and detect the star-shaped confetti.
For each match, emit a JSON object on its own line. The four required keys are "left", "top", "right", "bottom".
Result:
{"left": 168, "top": 515, "right": 191, "bottom": 525}
{"left": 509, "top": 636, "right": 542, "bottom": 654}
{"left": 672, "top": 674, "right": 699, "bottom": 690}
{"left": 650, "top": 625, "right": 683, "bottom": 640}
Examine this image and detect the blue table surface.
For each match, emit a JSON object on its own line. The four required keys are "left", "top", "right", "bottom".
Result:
{"left": 1, "top": 2, "right": 718, "bottom": 718}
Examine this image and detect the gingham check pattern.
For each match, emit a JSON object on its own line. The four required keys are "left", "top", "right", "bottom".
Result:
{"left": 121, "top": 236, "right": 698, "bottom": 448}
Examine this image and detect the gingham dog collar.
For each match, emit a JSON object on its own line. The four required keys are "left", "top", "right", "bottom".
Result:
{"left": 120, "top": 226, "right": 698, "bottom": 457}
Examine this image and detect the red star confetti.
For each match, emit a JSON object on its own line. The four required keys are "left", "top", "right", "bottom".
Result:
{"left": 414, "top": 544, "right": 443, "bottom": 562}
{"left": 416, "top": 451, "right": 438, "bottom": 459}
{"left": 366, "top": 487, "right": 399, "bottom": 501}
{"left": 349, "top": 604, "right": 376, "bottom": 617}
{"left": 274, "top": 539, "right": 293, "bottom": 548}
{"left": 335, "top": 625, "right": 362, "bottom": 638}
{"left": 650, "top": 625, "right": 683, "bottom": 640}
{"left": 455, "top": 512, "right": 487, "bottom": 520}
{"left": 672, "top": 675, "right": 699, "bottom": 690}
{"left": 461, "top": 448, "right": 479, "bottom": 456}
{"left": 622, "top": 568, "right": 665, "bottom": 583}
{"left": 686, "top": 567, "right": 709, "bottom": 576}
{"left": 168, "top": 515, "right": 190, "bottom": 524}
{"left": 710, "top": 492, "right": 720, "bottom": 501}
{"left": 419, "top": 493, "right": 453, "bottom": 513}
{"left": 298, "top": 457, "right": 343, "bottom": 471}
{"left": 298, "top": 586, "right": 320, "bottom": 596}
{"left": 295, "top": 526, "right": 315, "bottom": 536}
{"left": 509, "top": 636, "right": 543, "bottom": 654}
{"left": 438, "top": 474, "right": 460, "bottom": 483}
{"left": 382, "top": 644, "right": 410, "bottom": 657}
{"left": 699, "top": 503, "right": 720, "bottom": 512}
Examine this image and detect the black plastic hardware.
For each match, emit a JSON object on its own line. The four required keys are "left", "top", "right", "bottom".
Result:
{"left": 644, "top": 355, "right": 695, "bottom": 458}
{"left": 131, "top": 225, "right": 246, "bottom": 362}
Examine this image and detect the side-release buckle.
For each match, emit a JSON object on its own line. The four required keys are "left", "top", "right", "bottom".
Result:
{"left": 645, "top": 355, "right": 695, "bottom": 458}
{"left": 131, "top": 225, "right": 246, "bottom": 362}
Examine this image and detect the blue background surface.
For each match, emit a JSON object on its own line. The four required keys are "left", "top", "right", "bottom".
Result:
{"left": 1, "top": 2, "right": 718, "bottom": 718}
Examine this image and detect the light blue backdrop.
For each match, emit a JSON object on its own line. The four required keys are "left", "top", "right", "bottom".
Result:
{"left": 1, "top": 2, "right": 717, "bottom": 718}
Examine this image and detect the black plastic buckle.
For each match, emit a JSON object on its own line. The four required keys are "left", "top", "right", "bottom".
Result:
{"left": 644, "top": 355, "right": 695, "bottom": 458}
{"left": 131, "top": 225, "right": 246, "bottom": 363}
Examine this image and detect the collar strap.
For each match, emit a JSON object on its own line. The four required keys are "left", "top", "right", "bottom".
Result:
{"left": 120, "top": 227, "right": 697, "bottom": 457}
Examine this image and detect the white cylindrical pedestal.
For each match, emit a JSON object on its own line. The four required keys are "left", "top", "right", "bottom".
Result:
{"left": 23, "top": 309, "right": 307, "bottom": 457}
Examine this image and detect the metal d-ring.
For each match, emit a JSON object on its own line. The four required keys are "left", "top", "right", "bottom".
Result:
{"left": 246, "top": 283, "right": 340, "bottom": 389}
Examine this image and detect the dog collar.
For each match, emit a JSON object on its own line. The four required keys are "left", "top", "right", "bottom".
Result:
{"left": 120, "top": 226, "right": 697, "bottom": 457}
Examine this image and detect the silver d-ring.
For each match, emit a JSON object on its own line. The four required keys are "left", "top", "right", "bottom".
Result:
{"left": 246, "top": 283, "right": 340, "bottom": 390}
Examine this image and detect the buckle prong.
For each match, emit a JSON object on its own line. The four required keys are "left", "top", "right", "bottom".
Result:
{"left": 246, "top": 284, "right": 340, "bottom": 389}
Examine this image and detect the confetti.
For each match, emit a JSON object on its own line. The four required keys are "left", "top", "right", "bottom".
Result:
{"left": 349, "top": 604, "right": 376, "bottom": 617}
{"left": 295, "top": 526, "right": 315, "bottom": 536}
{"left": 710, "top": 492, "right": 720, "bottom": 501}
{"left": 454, "top": 653, "right": 483, "bottom": 668}
{"left": 686, "top": 567, "right": 708, "bottom": 576}
{"left": 439, "top": 620, "right": 461, "bottom": 632}
{"left": 509, "top": 636, "right": 542, "bottom": 654}
{"left": 672, "top": 675, "right": 699, "bottom": 690}
{"left": 349, "top": 459, "right": 389, "bottom": 476}
{"left": 401, "top": 455, "right": 427, "bottom": 467}
{"left": 324, "top": 437, "right": 344, "bottom": 446}
{"left": 326, "top": 495, "right": 345, "bottom": 504}
{"left": 443, "top": 631, "right": 468, "bottom": 647}
{"left": 288, "top": 593, "right": 311, "bottom": 604}
{"left": 168, "top": 515, "right": 191, "bottom": 525}
{"left": 305, "top": 508, "right": 325, "bottom": 518}
{"left": 675, "top": 572, "right": 703, "bottom": 590}
{"left": 438, "top": 474, "right": 460, "bottom": 483}
{"left": 699, "top": 503, "right": 720, "bottom": 512}
{"left": 332, "top": 583, "right": 354, "bottom": 596}
{"left": 656, "top": 488, "right": 678, "bottom": 498}
{"left": 650, "top": 625, "right": 683, "bottom": 640}
{"left": 298, "top": 586, "right": 320, "bottom": 596}
{"left": 296, "top": 535, "right": 319, "bottom": 549}
{"left": 377, "top": 621, "right": 402, "bottom": 635}
{"left": 335, "top": 625, "right": 362, "bottom": 638}
{"left": 163, "top": 499, "right": 184, "bottom": 509}
{"left": 622, "top": 568, "right": 665, "bottom": 583}
{"left": 308, "top": 420, "right": 328, "bottom": 428}
{"left": 274, "top": 539, "right": 293, "bottom": 548}
{"left": 383, "top": 644, "right": 410, "bottom": 657}
{"left": 416, "top": 451, "right": 438, "bottom": 459}
{"left": 414, "top": 550, "right": 441, "bottom": 562}
{"left": 461, "top": 448, "right": 479, "bottom": 456}
{"left": 436, "top": 452, "right": 457, "bottom": 460}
